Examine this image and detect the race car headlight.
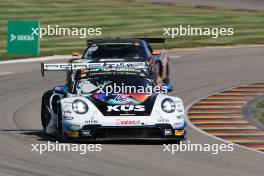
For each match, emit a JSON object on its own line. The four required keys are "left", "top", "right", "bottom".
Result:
{"left": 161, "top": 98, "right": 176, "bottom": 113}
{"left": 72, "top": 99, "right": 88, "bottom": 114}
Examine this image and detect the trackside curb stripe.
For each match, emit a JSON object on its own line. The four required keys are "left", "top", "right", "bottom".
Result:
{"left": 188, "top": 82, "right": 264, "bottom": 153}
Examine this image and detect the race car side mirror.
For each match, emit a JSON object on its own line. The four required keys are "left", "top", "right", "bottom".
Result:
{"left": 162, "top": 85, "right": 174, "bottom": 93}
{"left": 72, "top": 52, "right": 81, "bottom": 56}
{"left": 152, "top": 50, "right": 161, "bottom": 55}
{"left": 54, "top": 86, "right": 67, "bottom": 96}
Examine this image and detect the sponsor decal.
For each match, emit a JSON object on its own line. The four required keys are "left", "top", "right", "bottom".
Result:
{"left": 157, "top": 118, "right": 169, "bottom": 123}
{"left": 173, "top": 121, "right": 186, "bottom": 129}
{"left": 69, "top": 124, "right": 80, "bottom": 129}
{"left": 7, "top": 20, "right": 40, "bottom": 55}
{"left": 114, "top": 94, "right": 132, "bottom": 104}
{"left": 93, "top": 93, "right": 149, "bottom": 105}
{"left": 107, "top": 105, "right": 145, "bottom": 112}
{"left": 116, "top": 119, "right": 141, "bottom": 125}
{"left": 85, "top": 120, "right": 99, "bottom": 124}
{"left": 90, "top": 93, "right": 157, "bottom": 116}
{"left": 12, "top": 34, "right": 34, "bottom": 41}
{"left": 82, "top": 130, "right": 91, "bottom": 136}
{"left": 63, "top": 116, "right": 73, "bottom": 120}
{"left": 63, "top": 110, "right": 72, "bottom": 114}
{"left": 63, "top": 101, "right": 72, "bottom": 108}
{"left": 64, "top": 123, "right": 81, "bottom": 131}
{"left": 63, "top": 101, "right": 72, "bottom": 104}
{"left": 164, "top": 129, "right": 172, "bottom": 135}
{"left": 10, "top": 34, "right": 16, "bottom": 42}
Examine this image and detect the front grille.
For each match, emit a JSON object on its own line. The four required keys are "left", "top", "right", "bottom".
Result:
{"left": 92, "top": 127, "right": 163, "bottom": 139}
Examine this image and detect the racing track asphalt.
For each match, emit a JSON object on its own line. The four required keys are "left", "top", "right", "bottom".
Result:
{"left": 0, "top": 45, "right": 264, "bottom": 176}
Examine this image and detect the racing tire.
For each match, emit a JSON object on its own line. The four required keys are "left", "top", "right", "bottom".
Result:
{"left": 149, "top": 59, "right": 162, "bottom": 85}
{"left": 41, "top": 90, "right": 53, "bottom": 133}
{"left": 163, "top": 64, "right": 170, "bottom": 85}
{"left": 41, "top": 102, "right": 47, "bottom": 133}
{"left": 57, "top": 103, "right": 66, "bottom": 143}
{"left": 154, "top": 60, "right": 162, "bottom": 85}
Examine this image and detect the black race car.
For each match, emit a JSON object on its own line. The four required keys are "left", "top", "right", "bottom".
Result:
{"left": 72, "top": 38, "right": 171, "bottom": 89}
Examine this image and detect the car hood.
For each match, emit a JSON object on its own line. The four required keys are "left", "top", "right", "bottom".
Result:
{"left": 86, "top": 93, "right": 157, "bottom": 116}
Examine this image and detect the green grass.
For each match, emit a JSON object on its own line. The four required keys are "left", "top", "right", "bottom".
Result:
{"left": 255, "top": 100, "right": 264, "bottom": 125}
{"left": 1, "top": 0, "right": 264, "bottom": 60}
{"left": 256, "top": 112, "right": 264, "bottom": 125}
{"left": 257, "top": 100, "right": 264, "bottom": 108}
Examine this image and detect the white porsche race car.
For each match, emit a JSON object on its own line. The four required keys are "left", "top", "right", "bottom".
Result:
{"left": 41, "top": 63, "right": 186, "bottom": 142}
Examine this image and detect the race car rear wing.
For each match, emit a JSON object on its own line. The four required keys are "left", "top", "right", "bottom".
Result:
{"left": 133, "top": 38, "right": 165, "bottom": 43}
{"left": 87, "top": 38, "right": 165, "bottom": 45}
{"left": 41, "top": 62, "right": 148, "bottom": 77}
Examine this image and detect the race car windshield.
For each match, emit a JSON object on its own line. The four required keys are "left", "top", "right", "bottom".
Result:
{"left": 75, "top": 75, "right": 154, "bottom": 95}
{"left": 84, "top": 44, "right": 147, "bottom": 60}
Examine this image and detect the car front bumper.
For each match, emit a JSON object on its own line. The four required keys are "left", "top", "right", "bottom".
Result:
{"left": 63, "top": 124, "right": 187, "bottom": 141}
